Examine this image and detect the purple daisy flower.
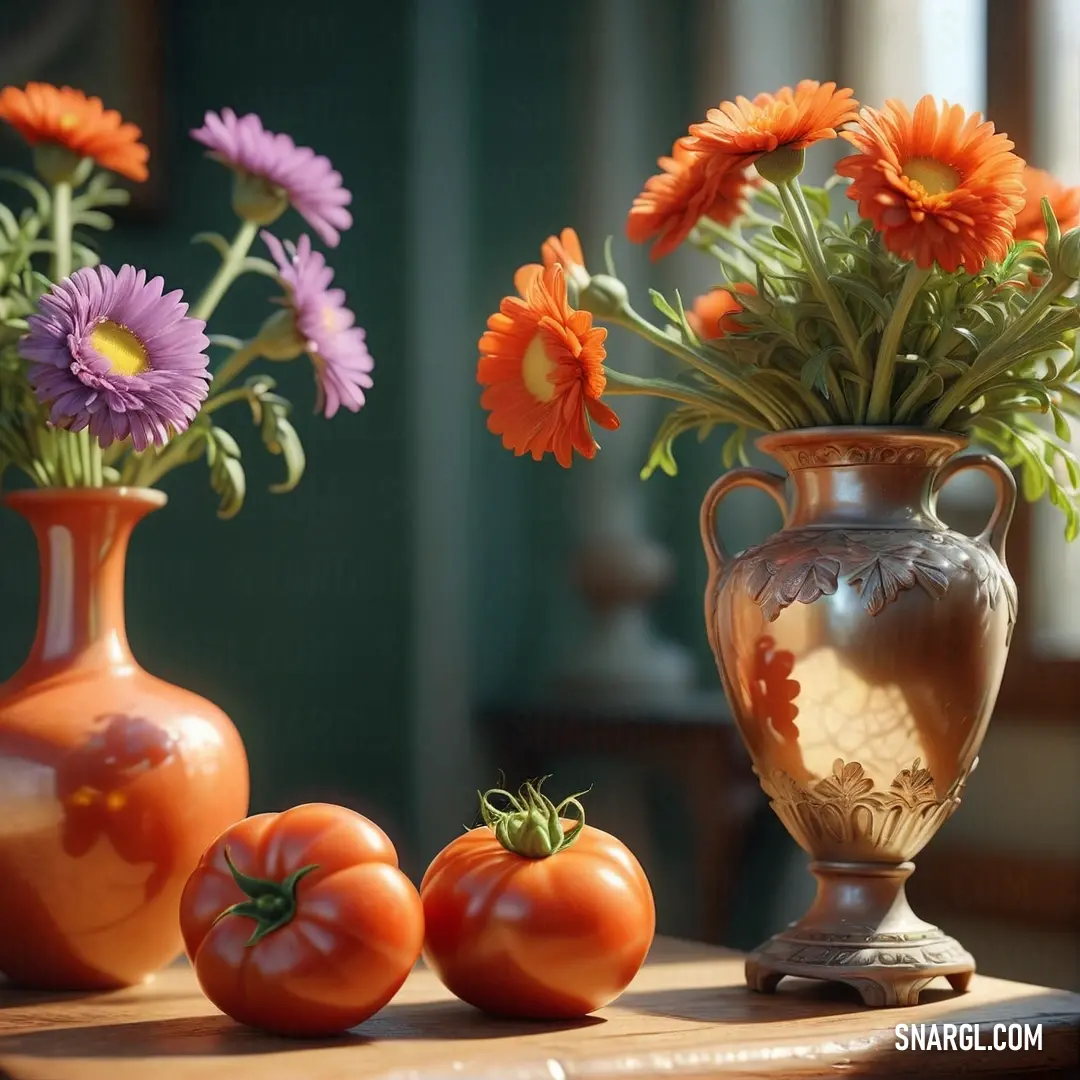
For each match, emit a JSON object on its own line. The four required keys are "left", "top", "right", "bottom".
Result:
{"left": 262, "top": 231, "right": 373, "bottom": 418}
{"left": 21, "top": 265, "right": 212, "bottom": 452}
{"left": 192, "top": 109, "right": 353, "bottom": 248}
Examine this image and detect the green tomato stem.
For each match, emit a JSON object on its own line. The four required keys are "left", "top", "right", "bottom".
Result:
{"left": 213, "top": 847, "right": 320, "bottom": 947}
{"left": 479, "top": 778, "right": 589, "bottom": 859}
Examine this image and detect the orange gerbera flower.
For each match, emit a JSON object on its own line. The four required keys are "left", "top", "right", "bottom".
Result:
{"left": 478, "top": 263, "right": 618, "bottom": 467}
{"left": 540, "top": 226, "right": 590, "bottom": 291}
{"left": 542, "top": 227, "right": 585, "bottom": 274}
{"left": 835, "top": 97, "right": 1025, "bottom": 273}
{"left": 685, "top": 80, "right": 859, "bottom": 168}
{"left": 1014, "top": 166, "right": 1080, "bottom": 242}
{"left": 627, "top": 141, "right": 751, "bottom": 261}
{"left": 0, "top": 83, "right": 149, "bottom": 182}
{"left": 687, "top": 283, "right": 756, "bottom": 340}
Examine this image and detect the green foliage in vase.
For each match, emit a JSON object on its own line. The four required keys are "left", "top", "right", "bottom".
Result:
{"left": 477, "top": 82, "right": 1080, "bottom": 538}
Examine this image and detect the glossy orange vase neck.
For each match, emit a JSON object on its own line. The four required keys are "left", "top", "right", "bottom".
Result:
{"left": 756, "top": 428, "right": 968, "bottom": 530}
{"left": 3, "top": 487, "right": 166, "bottom": 676}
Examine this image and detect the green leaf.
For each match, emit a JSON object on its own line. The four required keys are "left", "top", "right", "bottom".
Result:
{"left": 951, "top": 326, "right": 982, "bottom": 352}
{"left": 802, "top": 186, "right": 832, "bottom": 221}
{"left": 720, "top": 425, "right": 748, "bottom": 469}
{"left": 205, "top": 426, "right": 245, "bottom": 519}
{"left": 827, "top": 275, "right": 892, "bottom": 321}
{"left": 192, "top": 232, "right": 232, "bottom": 259}
{"left": 266, "top": 416, "right": 306, "bottom": 494}
{"left": 800, "top": 347, "right": 844, "bottom": 392}
{"left": 672, "top": 289, "right": 699, "bottom": 347}
{"left": 0, "top": 203, "right": 20, "bottom": 240}
{"left": 0, "top": 169, "right": 50, "bottom": 218}
{"left": 603, "top": 235, "right": 616, "bottom": 277}
{"left": 208, "top": 334, "right": 246, "bottom": 352}
{"left": 244, "top": 376, "right": 307, "bottom": 494}
{"left": 71, "top": 242, "right": 101, "bottom": 269}
{"left": 640, "top": 406, "right": 717, "bottom": 479}
{"left": 771, "top": 225, "right": 801, "bottom": 252}
{"left": 1053, "top": 405, "right": 1073, "bottom": 442}
{"left": 73, "top": 210, "right": 114, "bottom": 232}
{"left": 240, "top": 256, "right": 280, "bottom": 279}
{"left": 649, "top": 289, "right": 680, "bottom": 325}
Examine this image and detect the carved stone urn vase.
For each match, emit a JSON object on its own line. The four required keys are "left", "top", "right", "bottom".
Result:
{"left": 700, "top": 428, "right": 1017, "bottom": 1007}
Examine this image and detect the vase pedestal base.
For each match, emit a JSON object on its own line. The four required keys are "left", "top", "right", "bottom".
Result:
{"left": 745, "top": 860, "right": 975, "bottom": 1008}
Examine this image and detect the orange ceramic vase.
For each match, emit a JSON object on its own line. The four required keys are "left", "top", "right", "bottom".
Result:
{"left": 0, "top": 487, "right": 250, "bottom": 990}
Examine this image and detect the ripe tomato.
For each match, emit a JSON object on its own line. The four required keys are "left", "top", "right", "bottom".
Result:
{"left": 420, "top": 781, "right": 655, "bottom": 1018}
{"left": 180, "top": 803, "right": 423, "bottom": 1037}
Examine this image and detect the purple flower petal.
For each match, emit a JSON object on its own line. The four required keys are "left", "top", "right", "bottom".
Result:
{"left": 262, "top": 230, "right": 373, "bottom": 418}
{"left": 192, "top": 109, "right": 353, "bottom": 247}
{"left": 21, "top": 265, "right": 211, "bottom": 451}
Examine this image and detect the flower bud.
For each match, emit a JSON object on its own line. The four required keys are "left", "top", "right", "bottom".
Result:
{"left": 232, "top": 173, "right": 288, "bottom": 226}
{"left": 253, "top": 309, "right": 305, "bottom": 361}
{"left": 755, "top": 147, "right": 806, "bottom": 186}
{"left": 34, "top": 144, "right": 84, "bottom": 186}
{"left": 1056, "top": 227, "right": 1080, "bottom": 281}
{"left": 578, "top": 273, "right": 629, "bottom": 319}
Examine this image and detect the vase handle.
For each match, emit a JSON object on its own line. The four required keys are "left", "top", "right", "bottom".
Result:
{"left": 934, "top": 452, "right": 1017, "bottom": 561}
{"left": 700, "top": 469, "right": 790, "bottom": 580}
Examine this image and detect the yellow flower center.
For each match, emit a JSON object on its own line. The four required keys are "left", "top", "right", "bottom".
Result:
{"left": 522, "top": 334, "right": 557, "bottom": 403}
{"left": 90, "top": 320, "right": 150, "bottom": 376}
{"left": 903, "top": 157, "right": 961, "bottom": 196}
{"left": 58, "top": 113, "right": 79, "bottom": 131}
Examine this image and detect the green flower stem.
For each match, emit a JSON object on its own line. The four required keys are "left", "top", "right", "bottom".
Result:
{"left": 611, "top": 304, "right": 788, "bottom": 429}
{"left": 129, "top": 428, "right": 203, "bottom": 488}
{"left": 50, "top": 181, "right": 73, "bottom": 283}
{"left": 927, "top": 277, "right": 1075, "bottom": 427}
{"left": 778, "top": 179, "right": 870, "bottom": 394}
{"left": 693, "top": 239, "right": 755, "bottom": 280}
{"left": 892, "top": 370, "right": 934, "bottom": 424}
{"left": 824, "top": 367, "right": 853, "bottom": 423}
{"left": 50, "top": 181, "right": 104, "bottom": 486}
{"left": 190, "top": 219, "right": 259, "bottom": 324}
{"left": 55, "top": 431, "right": 76, "bottom": 486}
{"left": 210, "top": 340, "right": 263, "bottom": 396}
{"left": 125, "top": 342, "right": 263, "bottom": 490}
{"left": 602, "top": 368, "right": 767, "bottom": 429}
{"left": 203, "top": 386, "right": 255, "bottom": 414}
{"left": 762, "top": 370, "right": 833, "bottom": 426}
{"left": 866, "top": 263, "right": 931, "bottom": 424}
{"left": 694, "top": 217, "right": 785, "bottom": 275}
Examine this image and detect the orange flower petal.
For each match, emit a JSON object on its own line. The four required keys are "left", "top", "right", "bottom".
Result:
{"left": 1014, "top": 166, "right": 1080, "bottom": 243}
{"left": 627, "top": 142, "right": 752, "bottom": 260}
{"left": 477, "top": 264, "right": 617, "bottom": 466}
{"left": 835, "top": 96, "right": 1024, "bottom": 272}
{"left": 685, "top": 81, "right": 859, "bottom": 161}
{"left": 541, "top": 227, "right": 586, "bottom": 274}
{"left": 687, "top": 283, "right": 756, "bottom": 341}
{"left": 0, "top": 82, "right": 149, "bottom": 182}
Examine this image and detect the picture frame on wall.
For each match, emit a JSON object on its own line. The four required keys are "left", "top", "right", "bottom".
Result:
{"left": 0, "top": 0, "right": 165, "bottom": 217}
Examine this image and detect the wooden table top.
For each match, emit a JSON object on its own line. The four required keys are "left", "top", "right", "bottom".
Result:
{"left": 1, "top": 938, "right": 1078, "bottom": 1079}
